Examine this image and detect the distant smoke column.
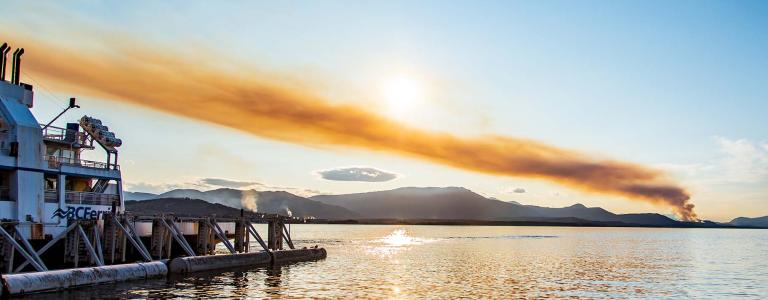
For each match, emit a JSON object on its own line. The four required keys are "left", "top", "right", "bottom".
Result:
{"left": 281, "top": 206, "right": 293, "bottom": 217}
{"left": 241, "top": 190, "right": 258, "bottom": 212}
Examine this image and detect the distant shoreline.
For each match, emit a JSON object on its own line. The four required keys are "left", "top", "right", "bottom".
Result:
{"left": 126, "top": 197, "right": 767, "bottom": 229}
{"left": 304, "top": 219, "right": 766, "bottom": 229}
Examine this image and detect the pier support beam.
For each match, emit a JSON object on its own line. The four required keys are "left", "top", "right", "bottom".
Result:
{"left": 208, "top": 219, "right": 235, "bottom": 254}
{"left": 246, "top": 222, "right": 269, "bottom": 252}
{"left": 267, "top": 218, "right": 284, "bottom": 251}
{"left": 150, "top": 216, "right": 172, "bottom": 259}
{"left": 111, "top": 215, "right": 151, "bottom": 262}
{"left": 103, "top": 214, "right": 126, "bottom": 264}
{"left": 159, "top": 218, "right": 195, "bottom": 257}
{"left": 14, "top": 223, "right": 77, "bottom": 272}
{"left": 234, "top": 218, "right": 246, "bottom": 253}
{"left": 196, "top": 218, "right": 215, "bottom": 255}
{"left": 0, "top": 224, "right": 46, "bottom": 273}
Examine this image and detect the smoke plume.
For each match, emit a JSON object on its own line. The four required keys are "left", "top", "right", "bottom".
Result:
{"left": 15, "top": 36, "right": 696, "bottom": 220}
{"left": 240, "top": 189, "right": 258, "bottom": 212}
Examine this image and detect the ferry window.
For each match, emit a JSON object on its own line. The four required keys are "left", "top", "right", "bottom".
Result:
{"left": 60, "top": 149, "right": 75, "bottom": 162}
{"left": 44, "top": 175, "right": 57, "bottom": 190}
{"left": 0, "top": 172, "right": 9, "bottom": 202}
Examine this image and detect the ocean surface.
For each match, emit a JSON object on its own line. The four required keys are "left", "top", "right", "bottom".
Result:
{"left": 30, "top": 225, "right": 768, "bottom": 299}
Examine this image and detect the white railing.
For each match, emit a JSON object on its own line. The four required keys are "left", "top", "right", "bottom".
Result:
{"left": 65, "top": 191, "right": 120, "bottom": 206}
{"left": 44, "top": 155, "right": 118, "bottom": 170}
{"left": 40, "top": 124, "right": 89, "bottom": 145}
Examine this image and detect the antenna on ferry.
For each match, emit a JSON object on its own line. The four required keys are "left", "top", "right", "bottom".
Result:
{"left": 0, "top": 43, "right": 9, "bottom": 81}
{"left": 42, "top": 97, "right": 80, "bottom": 130}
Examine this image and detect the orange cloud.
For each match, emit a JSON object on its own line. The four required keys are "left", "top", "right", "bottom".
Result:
{"left": 11, "top": 36, "right": 696, "bottom": 220}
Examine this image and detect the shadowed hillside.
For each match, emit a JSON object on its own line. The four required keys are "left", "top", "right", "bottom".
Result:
{"left": 310, "top": 187, "right": 681, "bottom": 226}
{"left": 729, "top": 216, "right": 768, "bottom": 228}
{"left": 126, "top": 189, "right": 358, "bottom": 219}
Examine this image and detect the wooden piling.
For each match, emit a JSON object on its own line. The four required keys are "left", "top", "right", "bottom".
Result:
{"left": 267, "top": 218, "right": 284, "bottom": 251}
{"left": 103, "top": 214, "right": 126, "bottom": 264}
{"left": 150, "top": 217, "right": 172, "bottom": 259}
{"left": 234, "top": 218, "right": 246, "bottom": 253}
{"left": 196, "top": 218, "right": 215, "bottom": 255}
{"left": 65, "top": 220, "right": 98, "bottom": 267}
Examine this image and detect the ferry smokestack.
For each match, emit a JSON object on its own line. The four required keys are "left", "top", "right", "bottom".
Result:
{"left": 11, "top": 47, "right": 24, "bottom": 85}
{"left": 0, "top": 43, "right": 8, "bottom": 81}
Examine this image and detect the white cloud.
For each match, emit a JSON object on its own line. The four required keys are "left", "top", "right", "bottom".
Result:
{"left": 714, "top": 137, "right": 768, "bottom": 183}
{"left": 200, "top": 178, "right": 263, "bottom": 188}
{"left": 316, "top": 166, "right": 398, "bottom": 182}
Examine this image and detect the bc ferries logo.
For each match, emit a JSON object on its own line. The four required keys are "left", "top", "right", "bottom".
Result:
{"left": 52, "top": 206, "right": 112, "bottom": 220}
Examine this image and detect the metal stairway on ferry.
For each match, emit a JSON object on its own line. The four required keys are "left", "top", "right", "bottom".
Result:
{"left": 91, "top": 178, "right": 110, "bottom": 193}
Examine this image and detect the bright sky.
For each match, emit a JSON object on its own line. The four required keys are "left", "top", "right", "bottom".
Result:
{"left": 2, "top": 0, "right": 766, "bottom": 221}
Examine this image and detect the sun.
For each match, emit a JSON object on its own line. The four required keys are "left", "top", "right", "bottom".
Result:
{"left": 381, "top": 75, "right": 425, "bottom": 118}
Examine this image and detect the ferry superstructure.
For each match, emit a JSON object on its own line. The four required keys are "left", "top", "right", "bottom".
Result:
{"left": 0, "top": 43, "right": 124, "bottom": 240}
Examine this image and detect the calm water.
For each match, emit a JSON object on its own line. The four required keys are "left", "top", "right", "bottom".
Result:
{"left": 30, "top": 225, "right": 768, "bottom": 299}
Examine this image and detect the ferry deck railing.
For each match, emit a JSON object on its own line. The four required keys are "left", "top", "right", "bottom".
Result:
{"left": 44, "top": 155, "right": 119, "bottom": 170}
{"left": 43, "top": 189, "right": 119, "bottom": 206}
{"left": 40, "top": 124, "right": 89, "bottom": 145}
{"left": 65, "top": 191, "right": 120, "bottom": 206}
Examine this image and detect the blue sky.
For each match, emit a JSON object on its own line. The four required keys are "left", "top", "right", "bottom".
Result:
{"left": 2, "top": 0, "right": 767, "bottom": 221}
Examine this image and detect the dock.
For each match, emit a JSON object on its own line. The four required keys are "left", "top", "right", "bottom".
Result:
{"left": 0, "top": 213, "right": 326, "bottom": 297}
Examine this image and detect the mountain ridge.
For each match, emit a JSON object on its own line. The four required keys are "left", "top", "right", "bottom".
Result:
{"left": 128, "top": 188, "right": 358, "bottom": 219}
{"left": 309, "top": 187, "right": 680, "bottom": 226}
{"left": 729, "top": 216, "right": 768, "bottom": 228}
{"left": 125, "top": 186, "right": 700, "bottom": 226}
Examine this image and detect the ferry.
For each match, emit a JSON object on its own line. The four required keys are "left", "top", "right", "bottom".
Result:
{"left": 0, "top": 42, "right": 124, "bottom": 260}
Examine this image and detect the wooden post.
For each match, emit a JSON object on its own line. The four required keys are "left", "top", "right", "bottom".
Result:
{"left": 245, "top": 227, "right": 250, "bottom": 253}
{"left": 234, "top": 218, "right": 246, "bottom": 253}
{"left": 151, "top": 217, "right": 169, "bottom": 259}
{"left": 196, "top": 218, "right": 213, "bottom": 255}
{"left": 267, "top": 219, "right": 275, "bottom": 250}
{"left": 103, "top": 214, "right": 125, "bottom": 264}
{"left": 267, "top": 217, "right": 284, "bottom": 251}
{"left": 73, "top": 224, "right": 80, "bottom": 268}
{"left": 165, "top": 228, "right": 172, "bottom": 259}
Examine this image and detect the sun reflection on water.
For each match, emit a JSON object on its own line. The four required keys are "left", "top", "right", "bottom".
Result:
{"left": 367, "top": 228, "right": 435, "bottom": 257}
